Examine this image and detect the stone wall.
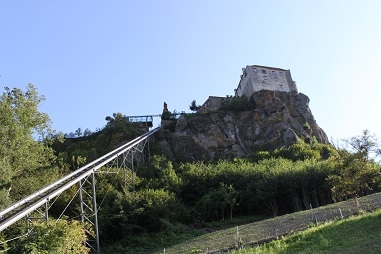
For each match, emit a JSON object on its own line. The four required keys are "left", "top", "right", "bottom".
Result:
{"left": 199, "top": 96, "right": 226, "bottom": 113}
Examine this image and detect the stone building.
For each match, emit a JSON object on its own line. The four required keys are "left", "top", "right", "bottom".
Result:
{"left": 199, "top": 96, "right": 227, "bottom": 113}
{"left": 234, "top": 65, "right": 298, "bottom": 98}
{"left": 200, "top": 65, "right": 298, "bottom": 113}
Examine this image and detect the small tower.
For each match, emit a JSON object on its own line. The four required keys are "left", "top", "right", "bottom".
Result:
{"left": 161, "top": 102, "right": 171, "bottom": 120}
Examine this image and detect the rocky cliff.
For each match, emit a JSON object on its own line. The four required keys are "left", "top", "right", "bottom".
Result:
{"left": 155, "top": 90, "right": 329, "bottom": 162}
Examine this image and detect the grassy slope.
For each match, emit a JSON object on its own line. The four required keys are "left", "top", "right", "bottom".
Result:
{"left": 161, "top": 193, "right": 381, "bottom": 254}
{"left": 233, "top": 209, "right": 381, "bottom": 254}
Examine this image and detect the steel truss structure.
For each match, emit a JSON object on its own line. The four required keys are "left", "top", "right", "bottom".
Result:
{"left": 0, "top": 127, "right": 159, "bottom": 254}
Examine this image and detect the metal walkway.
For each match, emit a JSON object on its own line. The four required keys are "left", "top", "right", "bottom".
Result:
{"left": 0, "top": 126, "right": 160, "bottom": 253}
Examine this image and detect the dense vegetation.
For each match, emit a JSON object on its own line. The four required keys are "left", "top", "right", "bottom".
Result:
{"left": 1, "top": 85, "right": 381, "bottom": 253}
{"left": 0, "top": 84, "right": 55, "bottom": 208}
{"left": 51, "top": 116, "right": 145, "bottom": 170}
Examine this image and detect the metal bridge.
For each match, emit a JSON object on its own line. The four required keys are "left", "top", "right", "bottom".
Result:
{"left": 124, "top": 113, "right": 185, "bottom": 127}
{"left": 0, "top": 127, "right": 160, "bottom": 253}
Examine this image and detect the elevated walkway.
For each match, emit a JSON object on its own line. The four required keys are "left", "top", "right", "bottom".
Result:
{"left": 124, "top": 115, "right": 161, "bottom": 127}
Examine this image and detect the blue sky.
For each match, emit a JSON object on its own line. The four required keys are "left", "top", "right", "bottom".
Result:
{"left": 1, "top": 1, "right": 381, "bottom": 143}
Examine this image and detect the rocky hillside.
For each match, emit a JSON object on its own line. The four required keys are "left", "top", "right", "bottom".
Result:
{"left": 155, "top": 90, "right": 329, "bottom": 162}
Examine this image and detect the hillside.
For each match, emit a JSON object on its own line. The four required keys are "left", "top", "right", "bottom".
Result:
{"left": 47, "top": 100, "right": 381, "bottom": 254}
{"left": 162, "top": 193, "right": 381, "bottom": 253}
{"left": 2, "top": 85, "right": 381, "bottom": 254}
{"left": 51, "top": 120, "right": 149, "bottom": 169}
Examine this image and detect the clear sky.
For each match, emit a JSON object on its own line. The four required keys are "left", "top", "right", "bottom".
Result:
{"left": 1, "top": 1, "right": 381, "bottom": 143}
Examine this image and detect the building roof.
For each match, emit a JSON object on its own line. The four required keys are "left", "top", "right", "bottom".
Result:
{"left": 206, "top": 96, "right": 226, "bottom": 99}
{"left": 246, "top": 65, "right": 289, "bottom": 72}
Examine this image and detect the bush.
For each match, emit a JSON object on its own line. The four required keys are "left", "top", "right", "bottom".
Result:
{"left": 220, "top": 95, "right": 254, "bottom": 111}
{"left": 114, "top": 188, "right": 189, "bottom": 235}
{"left": 8, "top": 219, "right": 89, "bottom": 254}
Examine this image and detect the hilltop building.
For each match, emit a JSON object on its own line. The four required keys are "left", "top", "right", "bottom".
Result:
{"left": 200, "top": 65, "right": 298, "bottom": 113}
{"left": 234, "top": 65, "right": 298, "bottom": 97}
{"left": 199, "top": 96, "right": 227, "bottom": 113}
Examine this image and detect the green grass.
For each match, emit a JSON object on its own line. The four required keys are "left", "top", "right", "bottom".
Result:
{"left": 233, "top": 209, "right": 381, "bottom": 254}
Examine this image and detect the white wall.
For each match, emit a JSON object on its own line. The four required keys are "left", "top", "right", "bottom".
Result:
{"left": 235, "top": 66, "right": 295, "bottom": 97}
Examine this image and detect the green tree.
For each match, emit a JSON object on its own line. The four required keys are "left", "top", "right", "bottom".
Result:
{"left": 221, "top": 183, "right": 238, "bottom": 221}
{"left": 161, "top": 110, "right": 172, "bottom": 120}
{"left": 143, "top": 155, "right": 183, "bottom": 194}
{"left": 113, "top": 112, "right": 124, "bottom": 121}
{"left": 328, "top": 131, "right": 381, "bottom": 201}
{"left": 83, "top": 128, "right": 92, "bottom": 137}
{"left": 328, "top": 153, "right": 380, "bottom": 201}
{"left": 343, "top": 129, "right": 380, "bottom": 160}
{"left": 189, "top": 100, "right": 201, "bottom": 112}
{"left": 8, "top": 219, "right": 89, "bottom": 254}
{"left": 0, "top": 84, "right": 55, "bottom": 208}
{"left": 195, "top": 183, "right": 237, "bottom": 221}
{"left": 74, "top": 127, "right": 83, "bottom": 137}
{"left": 273, "top": 140, "right": 322, "bottom": 161}
{"left": 105, "top": 115, "right": 114, "bottom": 123}
{"left": 196, "top": 187, "right": 228, "bottom": 221}
{"left": 114, "top": 188, "right": 187, "bottom": 234}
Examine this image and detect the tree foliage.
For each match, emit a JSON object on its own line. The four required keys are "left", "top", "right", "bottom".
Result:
{"left": 0, "top": 84, "right": 55, "bottom": 208}
{"left": 8, "top": 219, "right": 89, "bottom": 254}
{"left": 342, "top": 129, "right": 380, "bottom": 160}
{"left": 273, "top": 139, "right": 338, "bottom": 162}
{"left": 220, "top": 95, "right": 255, "bottom": 111}
{"left": 189, "top": 100, "right": 201, "bottom": 112}
{"left": 328, "top": 155, "right": 380, "bottom": 201}
{"left": 105, "top": 112, "right": 125, "bottom": 123}
{"left": 142, "top": 155, "right": 183, "bottom": 194}
{"left": 52, "top": 120, "right": 144, "bottom": 171}
{"left": 108, "top": 188, "right": 188, "bottom": 236}
{"left": 328, "top": 130, "right": 381, "bottom": 201}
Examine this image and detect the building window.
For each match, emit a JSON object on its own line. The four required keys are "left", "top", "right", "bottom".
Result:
{"left": 279, "top": 72, "right": 283, "bottom": 76}
{"left": 272, "top": 71, "right": 276, "bottom": 75}
{"left": 263, "top": 75, "right": 268, "bottom": 81}
{"left": 261, "top": 69, "right": 266, "bottom": 74}
{"left": 262, "top": 81, "right": 267, "bottom": 87}
{"left": 274, "top": 77, "right": 279, "bottom": 82}
{"left": 253, "top": 68, "right": 257, "bottom": 73}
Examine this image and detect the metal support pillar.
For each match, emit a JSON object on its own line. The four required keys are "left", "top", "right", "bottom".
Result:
{"left": 92, "top": 173, "right": 100, "bottom": 253}
{"left": 25, "top": 214, "right": 31, "bottom": 235}
{"left": 132, "top": 150, "right": 135, "bottom": 193}
{"left": 45, "top": 202, "right": 49, "bottom": 224}
{"left": 79, "top": 180, "right": 84, "bottom": 224}
{"left": 25, "top": 200, "right": 49, "bottom": 235}
{"left": 78, "top": 173, "right": 100, "bottom": 254}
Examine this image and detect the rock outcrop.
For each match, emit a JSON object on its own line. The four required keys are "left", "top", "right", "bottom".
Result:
{"left": 156, "top": 90, "right": 329, "bottom": 162}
